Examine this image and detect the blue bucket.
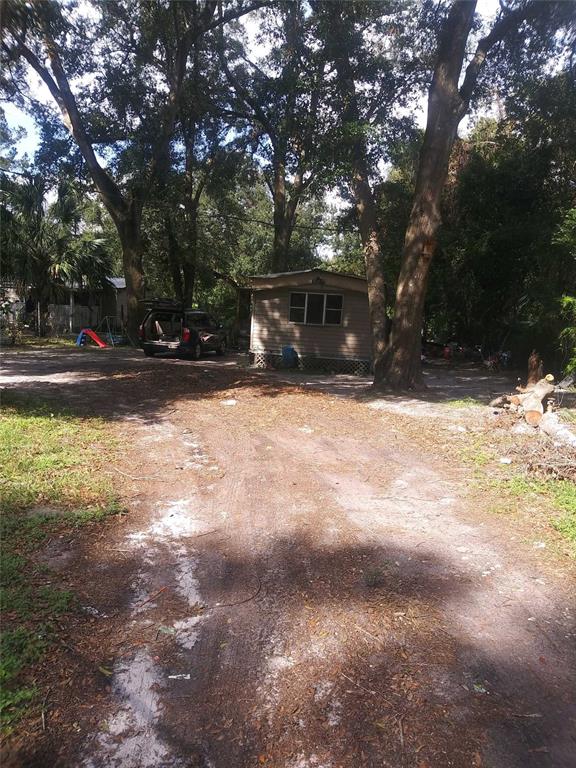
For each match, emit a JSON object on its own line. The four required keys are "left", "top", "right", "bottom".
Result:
{"left": 281, "top": 346, "right": 298, "bottom": 368}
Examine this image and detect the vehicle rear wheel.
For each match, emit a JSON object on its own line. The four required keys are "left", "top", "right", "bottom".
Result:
{"left": 143, "top": 348, "right": 155, "bottom": 357}
{"left": 216, "top": 339, "right": 226, "bottom": 356}
{"left": 192, "top": 342, "right": 202, "bottom": 360}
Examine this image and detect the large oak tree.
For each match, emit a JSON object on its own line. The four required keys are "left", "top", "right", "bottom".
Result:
{"left": 378, "top": 0, "right": 576, "bottom": 389}
{"left": 1, "top": 0, "right": 264, "bottom": 337}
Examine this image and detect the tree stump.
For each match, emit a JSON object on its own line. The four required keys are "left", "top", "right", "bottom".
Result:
{"left": 527, "top": 350, "right": 544, "bottom": 386}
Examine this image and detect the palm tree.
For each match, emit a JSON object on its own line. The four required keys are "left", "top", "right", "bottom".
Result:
{"left": 1, "top": 173, "right": 114, "bottom": 335}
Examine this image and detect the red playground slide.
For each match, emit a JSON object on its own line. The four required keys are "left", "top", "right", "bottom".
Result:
{"left": 76, "top": 328, "right": 107, "bottom": 348}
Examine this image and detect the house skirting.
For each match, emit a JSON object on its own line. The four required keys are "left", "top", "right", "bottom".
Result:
{"left": 249, "top": 350, "right": 371, "bottom": 376}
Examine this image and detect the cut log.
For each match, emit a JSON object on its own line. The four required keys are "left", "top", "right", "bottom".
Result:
{"left": 516, "top": 376, "right": 555, "bottom": 426}
{"left": 490, "top": 376, "right": 555, "bottom": 427}
{"left": 525, "top": 409, "right": 543, "bottom": 427}
{"left": 517, "top": 376, "right": 555, "bottom": 404}
{"left": 516, "top": 373, "right": 555, "bottom": 396}
{"left": 540, "top": 412, "right": 576, "bottom": 448}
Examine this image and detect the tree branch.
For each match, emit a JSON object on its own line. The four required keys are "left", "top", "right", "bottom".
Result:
{"left": 458, "top": 3, "right": 531, "bottom": 107}
{"left": 202, "top": 1, "right": 268, "bottom": 36}
{"left": 18, "top": 37, "right": 128, "bottom": 221}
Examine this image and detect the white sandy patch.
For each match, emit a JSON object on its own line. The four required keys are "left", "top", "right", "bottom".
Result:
{"left": 314, "top": 678, "right": 343, "bottom": 725}
{"left": 149, "top": 498, "right": 203, "bottom": 538}
{"left": 326, "top": 698, "right": 342, "bottom": 727}
{"left": 172, "top": 544, "right": 202, "bottom": 607}
{"left": 84, "top": 650, "right": 177, "bottom": 768}
{"left": 314, "top": 680, "right": 334, "bottom": 701}
{"left": 173, "top": 616, "right": 202, "bottom": 650}
{"left": 255, "top": 651, "right": 296, "bottom": 723}
{"left": 267, "top": 654, "right": 295, "bottom": 673}
{"left": 289, "top": 755, "right": 332, "bottom": 768}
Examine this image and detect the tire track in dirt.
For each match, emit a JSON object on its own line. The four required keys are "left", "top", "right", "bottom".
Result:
{"left": 82, "top": 414, "right": 223, "bottom": 768}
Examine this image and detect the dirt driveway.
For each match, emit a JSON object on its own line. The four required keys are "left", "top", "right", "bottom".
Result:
{"left": 2, "top": 348, "right": 575, "bottom": 768}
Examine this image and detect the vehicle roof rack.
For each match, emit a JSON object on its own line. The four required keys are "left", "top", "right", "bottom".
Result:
{"left": 139, "top": 297, "right": 183, "bottom": 309}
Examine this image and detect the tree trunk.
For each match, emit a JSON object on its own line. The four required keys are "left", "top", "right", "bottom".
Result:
{"left": 183, "top": 262, "right": 196, "bottom": 308}
{"left": 328, "top": 12, "right": 388, "bottom": 375}
{"left": 38, "top": 295, "right": 50, "bottom": 337}
{"left": 378, "top": 0, "right": 540, "bottom": 389}
{"left": 379, "top": 110, "right": 458, "bottom": 389}
{"left": 527, "top": 350, "right": 544, "bottom": 385}
{"left": 164, "top": 216, "right": 184, "bottom": 303}
{"left": 183, "top": 199, "right": 199, "bottom": 307}
{"left": 378, "top": 1, "right": 477, "bottom": 390}
{"left": 271, "top": 156, "right": 290, "bottom": 273}
{"left": 117, "top": 211, "right": 145, "bottom": 341}
{"left": 272, "top": 219, "right": 292, "bottom": 273}
{"left": 353, "top": 170, "right": 389, "bottom": 380}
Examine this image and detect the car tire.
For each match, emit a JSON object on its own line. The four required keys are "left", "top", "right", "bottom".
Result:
{"left": 143, "top": 348, "right": 155, "bottom": 357}
{"left": 191, "top": 342, "right": 202, "bottom": 360}
{"left": 216, "top": 339, "right": 226, "bottom": 356}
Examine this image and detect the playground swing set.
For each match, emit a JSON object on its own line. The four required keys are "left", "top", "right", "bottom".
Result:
{"left": 76, "top": 316, "right": 131, "bottom": 348}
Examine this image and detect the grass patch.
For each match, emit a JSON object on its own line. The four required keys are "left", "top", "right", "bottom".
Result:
{"left": 0, "top": 627, "right": 46, "bottom": 734}
{"left": 20, "top": 335, "right": 78, "bottom": 348}
{"left": 456, "top": 424, "right": 576, "bottom": 555}
{"left": 0, "top": 393, "right": 116, "bottom": 514}
{"left": 493, "top": 475, "right": 576, "bottom": 553}
{"left": 460, "top": 435, "right": 494, "bottom": 469}
{"left": 0, "top": 391, "right": 120, "bottom": 733}
{"left": 445, "top": 397, "right": 482, "bottom": 408}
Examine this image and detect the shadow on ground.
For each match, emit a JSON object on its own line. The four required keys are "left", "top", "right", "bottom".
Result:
{"left": 2, "top": 347, "right": 575, "bottom": 768}
{"left": 0, "top": 348, "right": 524, "bottom": 426}
{"left": 23, "top": 531, "right": 576, "bottom": 768}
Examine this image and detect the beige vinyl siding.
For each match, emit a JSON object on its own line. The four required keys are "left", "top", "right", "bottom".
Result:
{"left": 250, "top": 287, "right": 371, "bottom": 359}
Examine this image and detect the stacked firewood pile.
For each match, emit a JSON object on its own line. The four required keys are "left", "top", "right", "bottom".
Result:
{"left": 490, "top": 374, "right": 576, "bottom": 451}
{"left": 490, "top": 375, "right": 555, "bottom": 426}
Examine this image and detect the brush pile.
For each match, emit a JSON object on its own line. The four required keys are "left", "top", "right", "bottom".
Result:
{"left": 490, "top": 374, "right": 576, "bottom": 451}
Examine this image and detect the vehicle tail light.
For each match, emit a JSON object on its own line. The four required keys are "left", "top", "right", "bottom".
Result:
{"left": 138, "top": 324, "right": 144, "bottom": 339}
{"left": 182, "top": 327, "right": 191, "bottom": 343}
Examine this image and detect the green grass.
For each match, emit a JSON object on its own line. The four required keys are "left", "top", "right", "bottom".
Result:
{"left": 457, "top": 425, "right": 576, "bottom": 554}
{"left": 0, "top": 627, "right": 45, "bottom": 734}
{"left": 460, "top": 435, "right": 494, "bottom": 469}
{"left": 445, "top": 396, "right": 482, "bottom": 408}
{"left": 493, "top": 475, "right": 576, "bottom": 552}
{"left": 0, "top": 394, "right": 116, "bottom": 514}
{"left": 0, "top": 392, "right": 120, "bottom": 733}
{"left": 20, "top": 335, "right": 78, "bottom": 348}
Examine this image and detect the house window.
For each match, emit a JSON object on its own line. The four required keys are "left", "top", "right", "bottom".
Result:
{"left": 289, "top": 292, "right": 306, "bottom": 323}
{"left": 289, "top": 292, "right": 343, "bottom": 326}
{"left": 325, "top": 294, "right": 343, "bottom": 325}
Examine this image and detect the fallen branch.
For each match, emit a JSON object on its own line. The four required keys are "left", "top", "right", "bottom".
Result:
{"left": 112, "top": 467, "right": 166, "bottom": 482}
{"left": 353, "top": 623, "right": 382, "bottom": 643}
{"left": 41, "top": 688, "right": 51, "bottom": 732}
{"left": 510, "top": 436, "right": 576, "bottom": 482}
{"left": 206, "top": 575, "right": 262, "bottom": 609}
{"left": 341, "top": 672, "right": 376, "bottom": 696}
{"left": 396, "top": 712, "right": 406, "bottom": 754}
{"left": 539, "top": 413, "right": 576, "bottom": 449}
{"left": 136, "top": 586, "right": 168, "bottom": 607}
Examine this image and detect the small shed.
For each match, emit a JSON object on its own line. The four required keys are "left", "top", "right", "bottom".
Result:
{"left": 101, "top": 277, "right": 128, "bottom": 324}
{"left": 249, "top": 268, "right": 371, "bottom": 374}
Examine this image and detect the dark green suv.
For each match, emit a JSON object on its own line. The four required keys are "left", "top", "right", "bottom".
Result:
{"left": 138, "top": 300, "right": 227, "bottom": 359}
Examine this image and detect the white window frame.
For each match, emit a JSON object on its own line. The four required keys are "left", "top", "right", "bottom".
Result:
{"left": 289, "top": 292, "right": 343, "bottom": 326}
